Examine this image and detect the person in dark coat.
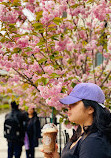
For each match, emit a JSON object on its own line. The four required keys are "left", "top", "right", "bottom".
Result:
{"left": 26, "top": 106, "right": 41, "bottom": 158}
{"left": 42, "top": 83, "right": 111, "bottom": 158}
{"left": 4, "top": 101, "right": 28, "bottom": 158}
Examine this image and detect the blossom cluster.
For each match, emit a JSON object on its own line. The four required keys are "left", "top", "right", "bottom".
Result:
{"left": 0, "top": 0, "right": 111, "bottom": 118}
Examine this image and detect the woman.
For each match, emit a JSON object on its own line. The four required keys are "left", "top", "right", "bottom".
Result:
{"left": 26, "top": 107, "right": 41, "bottom": 158}
{"left": 42, "top": 83, "right": 111, "bottom": 158}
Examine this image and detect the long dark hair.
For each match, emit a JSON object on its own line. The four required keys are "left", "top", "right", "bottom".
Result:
{"left": 71, "top": 99, "right": 111, "bottom": 143}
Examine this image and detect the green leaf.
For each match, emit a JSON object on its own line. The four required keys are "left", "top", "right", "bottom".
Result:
{"left": 51, "top": 35, "right": 59, "bottom": 41}
{"left": 36, "top": 11, "right": 43, "bottom": 21}
{"left": 37, "top": 41, "right": 45, "bottom": 47}
{"left": 42, "top": 78, "right": 49, "bottom": 85}
{"left": 0, "top": 33, "right": 3, "bottom": 36}
{"left": 33, "top": 23, "right": 44, "bottom": 31}
{"left": 82, "top": 41, "right": 87, "bottom": 46}
{"left": 49, "top": 54, "right": 55, "bottom": 60}
{"left": 71, "top": 82, "right": 76, "bottom": 88}
{"left": 53, "top": 108, "right": 58, "bottom": 115}
{"left": 64, "top": 119, "right": 70, "bottom": 125}
{"left": 38, "top": 58, "right": 47, "bottom": 64}
{"left": 36, "top": 77, "right": 49, "bottom": 85}
{"left": 63, "top": 108, "right": 68, "bottom": 112}
{"left": 24, "top": 47, "right": 32, "bottom": 52}
{"left": 87, "top": 0, "right": 94, "bottom": 3}
{"left": 55, "top": 56, "right": 63, "bottom": 60}
{"left": 59, "top": 117, "right": 64, "bottom": 123}
{"left": 48, "top": 24, "right": 56, "bottom": 28}
{"left": 9, "top": 23, "right": 16, "bottom": 28}
{"left": 53, "top": 17, "right": 61, "bottom": 25}
{"left": 68, "top": 77, "right": 74, "bottom": 80}
{"left": 50, "top": 73, "right": 60, "bottom": 78}
{"left": 12, "top": 47, "right": 22, "bottom": 54}
{"left": 53, "top": 51, "right": 59, "bottom": 55}
{"left": 48, "top": 27, "right": 56, "bottom": 32}
{"left": 61, "top": 87, "right": 67, "bottom": 93}
{"left": 11, "top": 0, "right": 21, "bottom": 7}
{"left": 71, "top": 4, "right": 79, "bottom": 8}
{"left": 1, "top": 2, "right": 9, "bottom": 6}
{"left": 67, "top": 59, "right": 73, "bottom": 64}
{"left": 12, "top": 33, "right": 29, "bottom": 38}
{"left": 0, "top": 37, "right": 10, "bottom": 43}
{"left": 53, "top": 64, "right": 60, "bottom": 69}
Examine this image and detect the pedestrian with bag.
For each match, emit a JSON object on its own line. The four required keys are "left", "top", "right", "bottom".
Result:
{"left": 41, "top": 83, "right": 111, "bottom": 158}
{"left": 25, "top": 106, "right": 41, "bottom": 158}
{"left": 4, "top": 101, "right": 28, "bottom": 158}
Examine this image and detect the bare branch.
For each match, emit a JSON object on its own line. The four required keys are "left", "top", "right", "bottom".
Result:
{"left": 92, "top": 50, "right": 96, "bottom": 83}
{"left": 32, "top": 54, "right": 45, "bottom": 73}
{"left": 13, "top": 68, "right": 40, "bottom": 92}
{"left": 97, "top": 58, "right": 109, "bottom": 80}
{"left": 100, "top": 70, "right": 111, "bottom": 88}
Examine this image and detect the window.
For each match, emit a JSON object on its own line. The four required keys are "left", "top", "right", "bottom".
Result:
{"left": 62, "top": 11, "right": 67, "bottom": 18}
{"left": 95, "top": 52, "right": 104, "bottom": 66}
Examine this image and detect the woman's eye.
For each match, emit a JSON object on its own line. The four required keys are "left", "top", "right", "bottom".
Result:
{"left": 69, "top": 103, "right": 78, "bottom": 109}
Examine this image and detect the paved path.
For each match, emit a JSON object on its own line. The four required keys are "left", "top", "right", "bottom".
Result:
{"left": 0, "top": 112, "right": 44, "bottom": 158}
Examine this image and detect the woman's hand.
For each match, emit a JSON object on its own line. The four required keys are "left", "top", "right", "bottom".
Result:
{"left": 40, "top": 144, "right": 60, "bottom": 158}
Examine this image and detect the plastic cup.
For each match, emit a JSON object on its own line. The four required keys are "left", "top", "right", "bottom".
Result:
{"left": 42, "top": 123, "right": 58, "bottom": 153}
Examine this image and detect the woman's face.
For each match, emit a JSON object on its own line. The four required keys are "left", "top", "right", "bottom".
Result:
{"left": 67, "top": 101, "right": 94, "bottom": 126}
{"left": 28, "top": 107, "right": 34, "bottom": 115}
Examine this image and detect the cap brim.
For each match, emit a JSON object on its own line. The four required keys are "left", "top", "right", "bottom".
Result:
{"left": 59, "top": 96, "right": 81, "bottom": 105}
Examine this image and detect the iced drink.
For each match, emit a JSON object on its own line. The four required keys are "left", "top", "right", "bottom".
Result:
{"left": 42, "top": 123, "right": 58, "bottom": 153}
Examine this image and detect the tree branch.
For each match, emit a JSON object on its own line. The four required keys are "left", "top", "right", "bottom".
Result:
{"left": 100, "top": 70, "right": 111, "bottom": 88}
{"left": 32, "top": 54, "right": 45, "bottom": 73}
{"left": 97, "top": 58, "right": 109, "bottom": 80}
{"left": 13, "top": 68, "right": 40, "bottom": 92}
{"left": 92, "top": 50, "right": 96, "bottom": 83}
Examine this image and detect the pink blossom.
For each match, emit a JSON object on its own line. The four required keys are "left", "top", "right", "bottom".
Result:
{"left": 43, "top": 65, "right": 54, "bottom": 74}
{"left": 32, "top": 74, "right": 39, "bottom": 82}
{"left": 108, "top": 44, "right": 111, "bottom": 51}
{"left": 86, "top": 22, "right": 92, "bottom": 29}
{"left": 26, "top": 4, "right": 35, "bottom": 13}
{"left": 0, "top": 50, "right": 4, "bottom": 54}
{"left": 17, "top": 36, "right": 29, "bottom": 48}
{"left": 46, "top": 97, "right": 64, "bottom": 110}
{"left": 29, "top": 0, "right": 35, "bottom": 3}
{"left": 79, "top": 30, "right": 87, "bottom": 40}
{"left": 85, "top": 40, "right": 97, "bottom": 51}
{"left": 45, "top": 1, "right": 55, "bottom": 11}
{"left": 92, "top": 2, "right": 108, "bottom": 21}
{"left": 0, "top": 0, "right": 110, "bottom": 117}
{"left": 71, "top": 8, "right": 80, "bottom": 16}
{"left": 98, "top": 46, "right": 103, "bottom": 52}
{"left": 0, "top": 6, "right": 19, "bottom": 23}
{"left": 74, "top": 43, "right": 83, "bottom": 51}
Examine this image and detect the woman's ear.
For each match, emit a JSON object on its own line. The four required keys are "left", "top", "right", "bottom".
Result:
{"left": 88, "top": 106, "right": 94, "bottom": 114}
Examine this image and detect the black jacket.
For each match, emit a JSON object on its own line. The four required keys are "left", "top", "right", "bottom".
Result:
{"left": 61, "top": 132, "right": 111, "bottom": 158}
{"left": 5, "top": 109, "right": 28, "bottom": 144}
{"left": 26, "top": 113, "right": 41, "bottom": 148}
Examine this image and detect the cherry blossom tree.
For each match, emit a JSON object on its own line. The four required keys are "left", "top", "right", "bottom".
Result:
{"left": 0, "top": 0, "right": 111, "bottom": 121}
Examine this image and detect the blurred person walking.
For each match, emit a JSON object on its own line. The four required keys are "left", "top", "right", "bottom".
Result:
{"left": 25, "top": 107, "right": 41, "bottom": 158}
{"left": 4, "top": 101, "right": 28, "bottom": 158}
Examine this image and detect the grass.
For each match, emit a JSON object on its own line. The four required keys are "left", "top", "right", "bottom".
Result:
{"left": 0, "top": 104, "right": 10, "bottom": 110}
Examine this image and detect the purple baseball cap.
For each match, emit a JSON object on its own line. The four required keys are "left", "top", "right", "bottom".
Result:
{"left": 60, "top": 83, "right": 105, "bottom": 107}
